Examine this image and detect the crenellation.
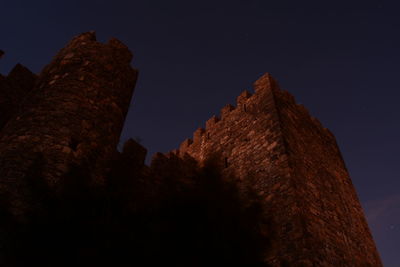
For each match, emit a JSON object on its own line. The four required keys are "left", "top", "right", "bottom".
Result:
{"left": 220, "top": 103, "right": 236, "bottom": 119}
{"left": 122, "top": 138, "right": 147, "bottom": 166}
{"left": 193, "top": 127, "right": 205, "bottom": 143}
{"left": 205, "top": 115, "right": 220, "bottom": 130}
{"left": 153, "top": 151, "right": 166, "bottom": 161}
{"left": 168, "top": 72, "right": 382, "bottom": 266}
{"left": 236, "top": 89, "right": 252, "bottom": 105}
{"left": 179, "top": 138, "right": 193, "bottom": 153}
{"left": 0, "top": 33, "right": 382, "bottom": 267}
{"left": 171, "top": 149, "right": 180, "bottom": 155}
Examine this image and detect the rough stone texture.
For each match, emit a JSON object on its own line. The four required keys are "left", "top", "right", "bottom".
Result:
{"left": 273, "top": 79, "right": 382, "bottom": 266}
{"left": 173, "top": 73, "right": 382, "bottom": 266}
{"left": 0, "top": 32, "right": 137, "bottom": 218}
{"left": 0, "top": 33, "right": 381, "bottom": 266}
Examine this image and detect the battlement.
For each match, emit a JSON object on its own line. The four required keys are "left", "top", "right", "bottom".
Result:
{"left": 169, "top": 72, "right": 382, "bottom": 266}
{"left": 175, "top": 73, "right": 333, "bottom": 162}
{"left": 0, "top": 34, "right": 381, "bottom": 267}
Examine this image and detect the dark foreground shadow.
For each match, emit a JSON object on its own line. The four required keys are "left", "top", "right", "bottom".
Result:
{"left": 0, "top": 154, "right": 272, "bottom": 267}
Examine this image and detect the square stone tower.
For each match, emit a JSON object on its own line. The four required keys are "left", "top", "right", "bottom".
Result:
{"left": 177, "top": 73, "right": 382, "bottom": 266}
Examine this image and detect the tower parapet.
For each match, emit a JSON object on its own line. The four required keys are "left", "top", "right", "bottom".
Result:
{"left": 0, "top": 32, "right": 138, "bottom": 218}
{"left": 0, "top": 34, "right": 382, "bottom": 266}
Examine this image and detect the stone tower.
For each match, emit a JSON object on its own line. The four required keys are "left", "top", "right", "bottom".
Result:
{"left": 175, "top": 73, "right": 382, "bottom": 266}
{"left": 0, "top": 32, "right": 137, "bottom": 218}
{"left": 0, "top": 33, "right": 381, "bottom": 266}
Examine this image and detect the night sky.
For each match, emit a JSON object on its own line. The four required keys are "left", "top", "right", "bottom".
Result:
{"left": 1, "top": 0, "right": 399, "bottom": 265}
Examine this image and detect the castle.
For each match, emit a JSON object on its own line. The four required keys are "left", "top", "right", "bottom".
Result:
{"left": 0, "top": 32, "right": 382, "bottom": 266}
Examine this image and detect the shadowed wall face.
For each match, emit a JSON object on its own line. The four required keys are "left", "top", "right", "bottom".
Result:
{"left": 0, "top": 64, "right": 37, "bottom": 130}
{"left": 0, "top": 32, "right": 137, "bottom": 218}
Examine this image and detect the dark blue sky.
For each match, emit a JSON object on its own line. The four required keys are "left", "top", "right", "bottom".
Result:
{"left": 1, "top": 0, "right": 399, "bottom": 265}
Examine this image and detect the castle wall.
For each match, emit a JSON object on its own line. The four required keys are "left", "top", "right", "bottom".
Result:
{"left": 273, "top": 84, "right": 382, "bottom": 266}
{"left": 0, "top": 32, "right": 137, "bottom": 218}
{"left": 174, "top": 73, "right": 382, "bottom": 266}
{"left": 0, "top": 35, "right": 381, "bottom": 265}
{"left": 175, "top": 74, "right": 305, "bottom": 265}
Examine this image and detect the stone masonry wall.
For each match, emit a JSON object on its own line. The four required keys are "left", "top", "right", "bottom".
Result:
{"left": 273, "top": 82, "right": 382, "bottom": 266}
{"left": 173, "top": 73, "right": 382, "bottom": 266}
{"left": 0, "top": 34, "right": 381, "bottom": 265}
{"left": 175, "top": 73, "right": 305, "bottom": 265}
{"left": 0, "top": 32, "right": 137, "bottom": 218}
